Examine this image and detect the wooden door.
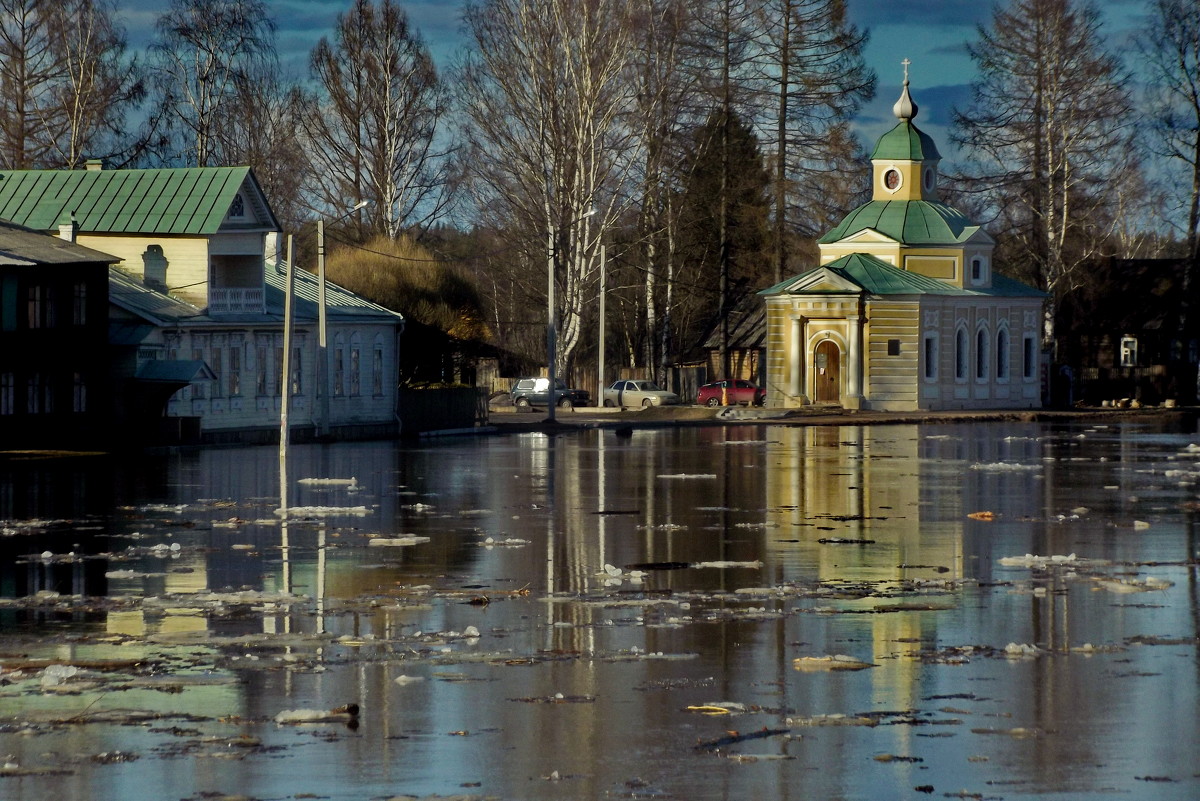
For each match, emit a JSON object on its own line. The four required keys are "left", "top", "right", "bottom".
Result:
{"left": 813, "top": 340, "right": 840, "bottom": 403}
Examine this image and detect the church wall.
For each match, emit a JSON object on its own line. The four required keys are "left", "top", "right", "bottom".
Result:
{"left": 913, "top": 298, "right": 1041, "bottom": 411}
{"left": 865, "top": 300, "right": 920, "bottom": 409}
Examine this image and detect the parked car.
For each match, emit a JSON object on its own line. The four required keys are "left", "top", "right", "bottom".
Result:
{"left": 509, "top": 377, "right": 590, "bottom": 410}
{"left": 602, "top": 380, "right": 681, "bottom": 408}
{"left": 697, "top": 379, "right": 765, "bottom": 407}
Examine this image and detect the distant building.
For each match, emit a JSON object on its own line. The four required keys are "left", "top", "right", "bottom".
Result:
{"left": 0, "top": 220, "right": 117, "bottom": 449}
{"left": 760, "top": 75, "right": 1044, "bottom": 411}
{"left": 0, "top": 164, "right": 404, "bottom": 444}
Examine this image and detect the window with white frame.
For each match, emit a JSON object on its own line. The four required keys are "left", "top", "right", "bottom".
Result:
{"left": 333, "top": 335, "right": 345, "bottom": 397}
{"left": 372, "top": 342, "right": 384, "bottom": 396}
{"left": 228, "top": 344, "right": 241, "bottom": 396}
{"left": 256, "top": 340, "right": 268, "bottom": 396}
{"left": 923, "top": 333, "right": 938, "bottom": 380}
{"left": 292, "top": 347, "right": 303, "bottom": 395}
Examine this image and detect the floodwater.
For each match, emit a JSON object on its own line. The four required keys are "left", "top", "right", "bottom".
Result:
{"left": 2, "top": 420, "right": 1199, "bottom": 801}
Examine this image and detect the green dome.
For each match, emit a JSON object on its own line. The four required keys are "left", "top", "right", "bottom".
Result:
{"left": 870, "top": 120, "right": 941, "bottom": 162}
{"left": 819, "top": 199, "right": 976, "bottom": 246}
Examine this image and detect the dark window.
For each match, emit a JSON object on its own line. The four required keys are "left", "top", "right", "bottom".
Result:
{"left": 976, "top": 329, "right": 988, "bottom": 379}
{"left": 887, "top": 339, "right": 900, "bottom": 356}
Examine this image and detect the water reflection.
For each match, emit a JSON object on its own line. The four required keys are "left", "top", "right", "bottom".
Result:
{"left": 2, "top": 422, "right": 1199, "bottom": 800}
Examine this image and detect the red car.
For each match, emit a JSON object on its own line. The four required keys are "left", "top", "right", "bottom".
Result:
{"left": 696, "top": 379, "right": 765, "bottom": 407}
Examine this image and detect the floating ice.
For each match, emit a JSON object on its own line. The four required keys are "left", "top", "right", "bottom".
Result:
{"left": 298, "top": 477, "right": 359, "bottom": 489}
{"left": 368, "top": 536, "right": 430, "bottom": 547}
{"left": 970, "top": 462, "right": 1042, "bottom": 472}
{"left": 275, "top": 505, "right": 371, "bottom": 517}
{"left": 998, "top": 553, "right": 1081, "bottom": 569}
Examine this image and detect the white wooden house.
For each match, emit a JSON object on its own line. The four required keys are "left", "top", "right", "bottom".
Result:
{"left": 0, "top": 164, "right": 404, "bottom": 443}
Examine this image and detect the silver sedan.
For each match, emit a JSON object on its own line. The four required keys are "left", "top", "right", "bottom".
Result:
{"left": 602, "top": 380, "right": 681, "bottom": 408}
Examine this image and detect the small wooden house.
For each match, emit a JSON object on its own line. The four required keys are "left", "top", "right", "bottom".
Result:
{"left": 0, "top": 220, "right": 117, "bottom": 449}
{"left": 0, "top": 164, "right": 404, "bottom": 443}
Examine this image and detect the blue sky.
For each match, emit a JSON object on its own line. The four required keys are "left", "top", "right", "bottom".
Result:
{"left": 120, "top": 0, "right": 1148, "bottom": 165}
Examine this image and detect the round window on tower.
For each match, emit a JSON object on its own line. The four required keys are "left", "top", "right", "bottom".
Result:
{"left": 883, "top": 168, "right": 902, "bottom": 192}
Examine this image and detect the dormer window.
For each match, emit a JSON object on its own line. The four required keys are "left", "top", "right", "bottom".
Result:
{"left": 971, "top": 257, "right": 983, "bottom": 281}
{"left": 229, "top": 193, "right": 245, "bottom": 219}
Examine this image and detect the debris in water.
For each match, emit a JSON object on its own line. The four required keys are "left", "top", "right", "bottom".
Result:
{"left": 274, "top": 704, "right": 360, "bottom": 725}
{"left": 793, "top": 655, "right": 876, "bottom": 671}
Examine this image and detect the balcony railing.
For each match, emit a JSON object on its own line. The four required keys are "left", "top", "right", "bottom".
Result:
{"left": 208, "top": 287, "right": 265, "bottom": 315}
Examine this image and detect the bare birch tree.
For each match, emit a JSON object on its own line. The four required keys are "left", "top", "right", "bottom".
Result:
{"left": 0, "top": 0, "right": 145, "bottom": 169}
{"left": 305, "top": 0, "right": 454, "bottom": 239}
{"left": 682, "top": 0, "right": 759, "bottom": 378}
{"left": 627, "top": 0, "right": 694, "bottom": 380}
{"left": 49, "top": 0, "right": 145, "bottom": 168}
{"left": 149, "top": 0, "right": 275, "bottom": 167}
{"left": 953, "top": 0, "right": 1133, "bottom": 354}
{"left": 0, "top": 0, "right": 63, "bottom": 167}
{"left": 460, "top": 0, "right": 636, "bottom": 376}
{"left": 748, "top": 0, "right": 873, "bottom": 283}
{"left": 210, "top": 61, "right": 309, "bottom": 232}
{"left": 1138, "top": 0, "right": 1200, "bottom": 339}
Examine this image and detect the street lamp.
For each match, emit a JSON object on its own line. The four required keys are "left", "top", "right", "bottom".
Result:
{"left": 546, "top": 207, "right": 596, "bottom": 424}
{"left": 316, "top": 199, "right": 370, "bottom": 437}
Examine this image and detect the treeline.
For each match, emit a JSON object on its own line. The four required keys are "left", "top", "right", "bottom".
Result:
{"left": 2, "top": 0, "right": 1197, "bottom": 380}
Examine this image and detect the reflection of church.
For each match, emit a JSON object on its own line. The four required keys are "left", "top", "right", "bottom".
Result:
{"left": 761, "top": 68, "right": 1044, "bottom": 410}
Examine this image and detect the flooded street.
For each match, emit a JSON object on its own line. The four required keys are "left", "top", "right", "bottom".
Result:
{"left": 2, "top": 420, "right": 1199, "bottom": 800}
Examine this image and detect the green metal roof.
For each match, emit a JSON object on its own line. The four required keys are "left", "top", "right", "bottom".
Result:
{"left": 871, "top": 119, "right": 941, "bottom": 162}
{"left": 819, "top": 199, "right": 979, "bottom": 246}
{"left": 0, "top": 166, "right": 277, "bottom": 235}
{"left": 761, "top": 253, "right": 1046, "bottom": 299}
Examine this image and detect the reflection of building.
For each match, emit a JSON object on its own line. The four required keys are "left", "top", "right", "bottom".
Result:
{"left": 765, "top": 426, "right": 964, "bottom": 586}
{"left": 761, "top": 73, "right": 1044, "bottom": 410}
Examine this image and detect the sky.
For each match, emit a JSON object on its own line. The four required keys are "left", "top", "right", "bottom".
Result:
{"left": 120, "top": 0, "right": 1149, "bottom": 167}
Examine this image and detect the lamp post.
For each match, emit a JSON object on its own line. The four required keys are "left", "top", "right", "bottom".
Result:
{"left": 546, "top": 207, "right": 596, "bottom": 424}
{"left": 316, "top": 199, "right": 369, "bottom": 437}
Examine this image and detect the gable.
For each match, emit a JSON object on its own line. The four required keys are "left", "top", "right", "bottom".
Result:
{"left": 0, "top": 167, "right": 280, "bottom": 236}
{"left": 828, "top": 227, "right": 899, "bottom": 247}
{"left": 771, "top": 266, "right": 864, "bottom": 295}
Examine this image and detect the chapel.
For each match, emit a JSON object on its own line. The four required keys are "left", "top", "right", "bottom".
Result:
{"left": 760, "top": 67, "right": 1044, "bottom": 410}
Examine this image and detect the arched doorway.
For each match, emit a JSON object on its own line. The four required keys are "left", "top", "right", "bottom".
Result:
{"left": 813, "top": 340, "right": 841, "bottom": 403}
